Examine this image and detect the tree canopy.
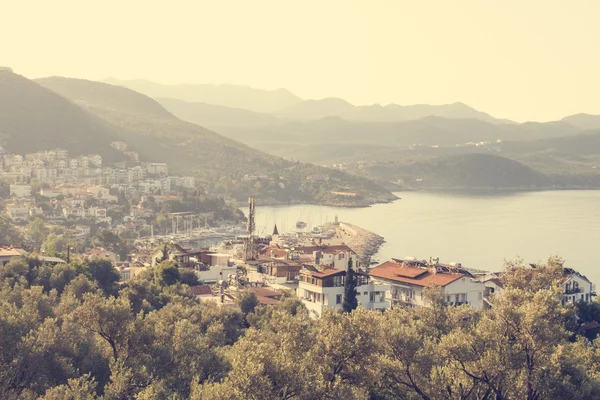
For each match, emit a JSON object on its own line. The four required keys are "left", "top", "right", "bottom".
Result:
{"left": 0, "top": 256, "right": 598, "bottom": 399}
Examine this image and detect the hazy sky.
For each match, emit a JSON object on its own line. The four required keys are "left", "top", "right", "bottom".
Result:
{"left": 2, "top": 1, "right": 598, "bottom": 122}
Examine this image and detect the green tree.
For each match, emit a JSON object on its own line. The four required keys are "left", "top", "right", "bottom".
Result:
{"left": 342, "top": 258, "right": 358, "bottom": 313}
{"left": 0, "top": 213, "right": 22, "bottom": 244}
{"left": 39, "top": 375, "right": 97, "bottom": 400}
{"left": 179, "top": 269, "right": 200, "bottom": 286}
{"left": 237, "top": 291, "right": 259, "bottom": 316}
{"left": 26, "top": 217, "right": 49, "bottom": 249}
{"left": 72, "top": 293, "right": 133, "bottom": 362}
{"left": 87, "top": 259, "right": 120, "bottom": 295}
{"left": 153, "top": 261, "right": 180, "bottom": 286}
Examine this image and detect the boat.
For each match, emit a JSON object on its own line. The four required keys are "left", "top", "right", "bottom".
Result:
{"left": 296, "top": 221, "right": 307, "bottom": 229}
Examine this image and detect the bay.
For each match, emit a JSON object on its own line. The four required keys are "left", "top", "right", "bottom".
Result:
{"left": 250, "top": 190, "right": 600, "bottom": 286}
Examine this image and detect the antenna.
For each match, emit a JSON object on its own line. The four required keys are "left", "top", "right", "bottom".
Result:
{"left": 245, "top": 197, "right": 256, "bottom": 260}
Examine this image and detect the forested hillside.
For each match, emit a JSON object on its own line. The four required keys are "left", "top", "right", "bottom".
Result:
{"left": 0, "top": 70, "right": 124, "bottom": 161}
{"left": 0, "top": 255, "right": 598, "bottom": 399}
{"left": 0, "top": 74, "right": 396, "bottom": 207}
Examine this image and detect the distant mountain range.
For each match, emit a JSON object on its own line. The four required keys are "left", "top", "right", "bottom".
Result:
{"left": 107, "top": 78, "right": 514, "bottom": 124}
{"left": 103, "top": 78, "right": 302, "bottom": 113}
{"left": 0, "top": 70, "right": 396, "bottom": 206}
{"left": 0, "top": 70, "right": 124, "bottom": 161}
{"left": 4, "top": 72, "right": 600, "bottom": 193}
{"left": 561, "top": 113, "right": 600, "bottom": 131}
{"left": 275, "top": 99, "right": 512, "bottom": 124}
{"left": 154, "top": 98, "right": 583, "bottom": 163}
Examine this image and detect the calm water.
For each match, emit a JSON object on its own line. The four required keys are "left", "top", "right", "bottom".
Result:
{"left": 251, "top": 191, "right": 600, "bottom": 285}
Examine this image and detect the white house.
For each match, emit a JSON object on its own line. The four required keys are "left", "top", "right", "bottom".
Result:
{"left": 5, "top": 204, "right": 30, "bottom": 222}
{"left": 40, "top": 188, "right": 62, "bottom": 199}
{"left": 10, "top": 184, "right": 31, "bottom": 198}
{"left": 369, "top": 258, "right": 486, "bottom": 310}
{"left": 561, "top": 267, "right": 595, "bottom": 304}
{"left": 479, "top": 264, "right": 596, "bottom": 307}
{"left": 72, "top": 225, "right": 91, "bottom": 238}
{"left": 195, "top": 264, "right": 238, "bottom": 283}
{"left": 63, "top": 207, "right": 86, "bottom": 219}
{"left": 86, "top": 207, "right": 109, "bottom": 221}
{"left": 146, "top": 163, "right": 168, "bottom": 176}
{"left": 56, "top": 149, "right": 69, "bottom": 159}
{"left": 298, "top": 267, "right": 390, "bottom": 318}
{"left": 292, "top": 244, "right": 360, "bottom": 270}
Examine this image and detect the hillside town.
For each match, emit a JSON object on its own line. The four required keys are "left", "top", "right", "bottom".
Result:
{"left": 0, "top": 143, "right": 597, "bottom": 332}
{"left": 0, "top": 185, "right": 596, "bottom": 328}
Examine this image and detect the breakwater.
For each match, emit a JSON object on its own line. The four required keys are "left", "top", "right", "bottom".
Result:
{"left": 335, "top": 222, "right": 385, "bottom": 267}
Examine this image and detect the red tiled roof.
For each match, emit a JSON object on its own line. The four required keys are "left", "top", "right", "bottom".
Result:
{"left": 369, "top": 261, "right": 465, "bottom": 287}
{"left": 259, "top": 247, "right": 288, "bottom": 258}
{"left": 190, "top": 285, "right": 213, "bottom": 296}
{"left": 309, "top": 268, "right": 345, "bottom": 278}
{"left": 256, "top": 296, "right": 280, "bottom": 305}
{"left": 0, "top": 247, "right": 25, "bottom": 257}
{"left": 248, "top": 287, "right": 282, "bottom": 298}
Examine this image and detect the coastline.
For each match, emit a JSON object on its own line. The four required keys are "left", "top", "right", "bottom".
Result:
{"left": 246, "top": 193, "right": 400, "bottom": 208}
{"left": 329, "top": 222, "right": 385, "bottom": 267}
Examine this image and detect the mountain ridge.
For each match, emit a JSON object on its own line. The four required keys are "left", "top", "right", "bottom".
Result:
{"left": 108, "top": 78, "right": 514, "bottom": 124}
{"left": 103, "top": 78, "right": 303, "bottom": 113}
{"left": 0, "top": 70, "right": 125, "bottom": 161}
{"left": 33, "top": 76, "right": 396, "bottom": 206}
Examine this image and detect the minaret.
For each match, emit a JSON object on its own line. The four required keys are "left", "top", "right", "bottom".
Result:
{"left": 270, "top": 223, "right": 279, "bottom": 246}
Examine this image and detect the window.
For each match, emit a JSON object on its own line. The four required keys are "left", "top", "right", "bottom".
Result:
{"left": 364, "top": 291, "right": 368, "bottom": 296}
{"left": 455, "top": 294, "right": 459, "bottom": 303}
{"left": 370, "top": 292, "right": 375, "bottom": 303}
{"left": 336, "top": 294, "right": 342, "bottom": 304}
{"left": 379, "top": 291, "right": 385, "bottom": 302}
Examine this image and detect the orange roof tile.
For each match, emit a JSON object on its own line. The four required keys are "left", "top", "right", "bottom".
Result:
{"left": 190, "top": 285, "right": 213, "bottom": 296}
{"left": 256, "top": 296, "right": 280, "bottom": 305}
{"left": 310, "top": 268, "right": 345, "bottom": 278}
{"left": 248, "top": 287, "right": 282, "bottom": 298}
{"left": 369, "top": 261, "right": 465, "bottom": 287}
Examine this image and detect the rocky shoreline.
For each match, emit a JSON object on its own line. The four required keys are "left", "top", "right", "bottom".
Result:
{"left": 328, "top": 222, "right": 385, "bottom": 267}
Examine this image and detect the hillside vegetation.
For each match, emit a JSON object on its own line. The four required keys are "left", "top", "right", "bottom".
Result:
{"left": 355, "top": 153, "right": 549, "bottom": 189}
{"left": 31, "top": 76, "right": 395, "bottom": 206}
{"left": 1, "top": 255, "right": 598, "bottom": 399}
{"left": 0, "top": 71, "right": 125, "bottom": 161}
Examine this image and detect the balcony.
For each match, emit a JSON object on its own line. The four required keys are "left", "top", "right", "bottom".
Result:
{"left": 391, "top": 293, "right": 415, "bottom": 304}
{"left": 564, "top": 287, "right": 583, "bottom": 294}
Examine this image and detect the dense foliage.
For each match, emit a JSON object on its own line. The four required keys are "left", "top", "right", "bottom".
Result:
{"left": 0, "top": 257, "right": 598, "bottom": 399}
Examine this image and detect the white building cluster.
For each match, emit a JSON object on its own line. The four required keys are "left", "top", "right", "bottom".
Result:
{"left": 0, "top": 145, "right": 196, "bottom": 194}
